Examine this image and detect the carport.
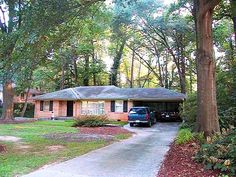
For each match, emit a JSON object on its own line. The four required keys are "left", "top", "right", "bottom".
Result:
{"left": 131, "top": 98, "right": 184, "bottom": 121}
{"left": 133, "top": 101, "right": 181, "bottom": 113}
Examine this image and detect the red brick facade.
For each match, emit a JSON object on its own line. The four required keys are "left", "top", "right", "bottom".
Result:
{"left": 34, "top": 100, "right": 133, "bottom": 121}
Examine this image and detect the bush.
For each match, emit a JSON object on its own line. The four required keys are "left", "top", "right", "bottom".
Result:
{"left": 195, "top": 128, "right": 236, "bottom": 175}
{"left": 14, "top": 103, "right": 35, "bottom": 118}
{"left": 179, "top": 93, "right": 197, "bottom": 130}
{"left": 73, "top": 115, "right": 108, "bottom": 127}
{"left": 219, "top": 107, "right": 236, "bottom": 129}
{"left": 176, "top": 128, "right": 194, "bottom": 145}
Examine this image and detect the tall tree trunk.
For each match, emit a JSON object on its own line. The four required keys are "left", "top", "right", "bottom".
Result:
{"left": 138, "top": 59, "right": 142, "bottom": 87}
{"left": 110, "top": 39, "right": 126, "bottom": 86}
{"left": 1, "top": 81, "right": 14, "bottom": 120}
{"left": 130, "top": 50, "right": 135, "bottom": 88}
{"left": 72, "top": 54, "right": 78, "bottom": 85}
{"left": 20, "top": 87, "right": 30, "bottom": 117}
{"left": 60, "top": 56, "right": 65, "bottom": 90}
{"left": 83, "top": 54, "right": 90, "bottom": 86}
{"left": 91, "top": 41, "right": 97, "bottom": 86}
{"left": 194, "top": 0, "right": 220, "bottom": 136}
{"left": 231, "top": 0, "right": 236, "bottom": 47}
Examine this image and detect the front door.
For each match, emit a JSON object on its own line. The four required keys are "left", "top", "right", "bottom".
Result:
{"left": 67, "top": 101, "right": 74, "bottom": 117}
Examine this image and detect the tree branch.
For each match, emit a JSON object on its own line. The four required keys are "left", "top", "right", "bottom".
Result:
{"left": 201, "top": 0, "right": 221, "bottom": 16}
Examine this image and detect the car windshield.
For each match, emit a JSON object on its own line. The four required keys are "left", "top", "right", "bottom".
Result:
{"left": 129, "top": 108, "right": 147, "bottom": 114}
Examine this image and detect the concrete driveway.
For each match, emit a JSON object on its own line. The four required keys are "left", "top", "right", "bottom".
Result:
{"left": 23, "top": 123, "right": 179, "bottom": 177}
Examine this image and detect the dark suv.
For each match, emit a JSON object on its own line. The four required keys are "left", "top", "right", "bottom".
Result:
{"left": 128, "top": 107, "right": 156, "bottom": 127}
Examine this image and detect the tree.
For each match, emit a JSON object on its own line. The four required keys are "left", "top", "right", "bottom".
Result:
{"left": 194, "top": 0, "right": 221, "bottom": 135}
{"left": 0, "top": 0, "right": 104, "bottom": 120}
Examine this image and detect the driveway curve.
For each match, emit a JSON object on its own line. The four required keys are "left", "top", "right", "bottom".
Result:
{"left": 23, "top": 122, "right": 179, "bottom": 177}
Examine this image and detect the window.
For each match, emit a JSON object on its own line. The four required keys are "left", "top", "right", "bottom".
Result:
{"left": 81, "top": 101, "right": 105, "bottom": 115}
{"left": 40, "top": 101, "right": 51, "bottom": 111}
{"left": 40, "top": 101, "right": 43, "bottom": 111}
{"left": 111, "top": 100, "right": 128, "bottom": 113}
{"left": 49, "top": 101, "right": 53, "bottom": 111}
{"left": 115, "top": 100, "right": 123, "bottom": 112}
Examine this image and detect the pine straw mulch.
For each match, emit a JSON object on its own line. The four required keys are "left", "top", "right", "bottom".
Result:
{"left": 0, "top": 119, "right": 35, "bottom": 124}
{"left": 78, "top": 126, "right": 132, "bottom": 136}
{"left": 157, "top": 141, "right": 220, "bottom": 177}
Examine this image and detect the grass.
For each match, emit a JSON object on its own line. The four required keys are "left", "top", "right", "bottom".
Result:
{"left": 107, "top": 121, "right": 128, "bottom": 126}
{"left": 114, "top": 133, "right": 132, "bottom": 140}
{"left": 0, "top": 121, "right": 108, "bottom": 177}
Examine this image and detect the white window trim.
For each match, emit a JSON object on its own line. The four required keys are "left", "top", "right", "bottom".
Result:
{"left": 81, "top": 101, "right": 105, "bottom": 115}
{"left": 115, "top": 100, "right": 123, "bottom": 113}
{"left": 43, "top": 101, "right": 50, "bottom": 111}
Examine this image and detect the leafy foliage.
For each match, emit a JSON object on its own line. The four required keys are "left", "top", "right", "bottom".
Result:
{"left": 179, "top": 93, "right": 197, "bottom": 130}
{"left": 13, "top": 103, "right": 34, "bottom": 118}
{"left": 195, "top": 128, "right": 236, "bottom": 175}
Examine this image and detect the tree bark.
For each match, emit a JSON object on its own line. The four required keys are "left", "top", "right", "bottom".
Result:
{"left": 20, "top": 87, "right": 30, "bottom": 117}
{"left": 1, "top": 81, "right": 14, "bottom": 120}
{"left": 60, "top": 55, "right": 65, "bottom": 90}
{"left": 130, "top": 50, "right": 135, "bottom": 88}
{"left": 83, "top": 54, "right": 90, "bottom": 86}
{"left": 195, "top": 0, "right": 220, "bottom": 136}
{"left": 231, "top": 0, "right": 236, "bottom": 47}
{"left": 110, "top": 39, "right": 126, "bottom": 86}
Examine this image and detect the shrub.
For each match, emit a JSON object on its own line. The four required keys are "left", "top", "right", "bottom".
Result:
{"left": 195, "top": 128, "right": 236, "bottom": 175}
{"left": 219, "top": 107, "right": 236, "bottom": 129}
{"left": 176, "top": 128, "right": 194, "bottom": 145}
{"left": 14, "top": 103, "right": 35, "bottom": 118}
{"left": 179, "top": 93, "right": 197, "bottom": 130}
{"left": 73, "top": 115, "right": 108, "bottom": 127}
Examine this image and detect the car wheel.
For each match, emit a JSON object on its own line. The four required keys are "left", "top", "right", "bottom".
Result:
{"left": 130, "top": 123, "right": 134, "bottom": 127}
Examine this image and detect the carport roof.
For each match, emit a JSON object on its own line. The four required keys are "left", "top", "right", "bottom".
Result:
{"left": 34, "top": 86, "right": 186, "bottom": 101}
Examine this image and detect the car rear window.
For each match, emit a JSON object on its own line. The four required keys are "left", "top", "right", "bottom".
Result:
{"left": 129, "top": 108, "right": 147, "bottom": 114}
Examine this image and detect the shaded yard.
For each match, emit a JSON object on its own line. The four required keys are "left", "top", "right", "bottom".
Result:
{"left": 0, "top": 120, "right": 131, "bottom": 177}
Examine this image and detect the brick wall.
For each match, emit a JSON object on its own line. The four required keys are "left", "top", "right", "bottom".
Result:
{"left": 34, "top": 100, "right": 133, "bottom": 121}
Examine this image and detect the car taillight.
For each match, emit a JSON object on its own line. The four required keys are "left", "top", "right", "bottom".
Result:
{"left": 146, "top": 114, "right": 150, "bottom": 120}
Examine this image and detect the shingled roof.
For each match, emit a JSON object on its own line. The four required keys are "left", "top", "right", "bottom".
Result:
{"left": 34, "top": 86, "right": 186, "bottom": 101}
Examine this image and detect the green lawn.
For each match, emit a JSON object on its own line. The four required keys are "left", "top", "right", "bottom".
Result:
{"left": 0, "top": 121, "right": 109, "bottom": 177}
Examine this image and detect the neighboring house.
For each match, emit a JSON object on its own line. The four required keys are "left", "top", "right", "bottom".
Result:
{"left": 33, "top": 86, "right": 186, "bottom": 121}
{"left": 14, "top": 89, "right": 43, "bottom": 104}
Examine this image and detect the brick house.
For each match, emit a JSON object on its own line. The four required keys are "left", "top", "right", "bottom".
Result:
{"left": 14, "top": 89, "right": 43, "bottom": 104}
{"left": 33, "top": 86, "right": 185, "bottom": 121}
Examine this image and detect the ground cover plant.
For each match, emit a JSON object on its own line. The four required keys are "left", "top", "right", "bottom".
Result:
{"left": 195, "top": 128, "right": 236, "bottom": 176}
{"left": 0, "top": 120, "right": 131, "bottom": 177}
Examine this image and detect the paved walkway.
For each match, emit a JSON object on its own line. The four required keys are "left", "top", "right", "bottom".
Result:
{"left": 23, "top": 123, "right": 179, "bottom": 177}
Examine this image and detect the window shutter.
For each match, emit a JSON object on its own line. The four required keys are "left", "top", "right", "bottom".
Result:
{"left": 111, "top": 101, "right": 115, "bottom": 112}
{"left": 123, "top": 101, "right": 128, "bottom": 112}
{"left": 49, "top": 101, "right": 53, "bottom": 111}
{"left": 40, "top": 101, "right": 44, "bottom": 111}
